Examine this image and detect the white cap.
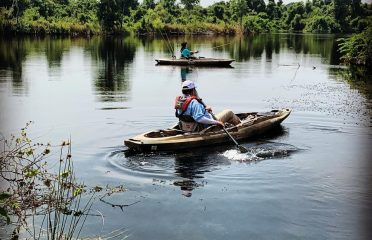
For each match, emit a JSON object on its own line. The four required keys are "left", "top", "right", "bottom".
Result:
{"left": 182, "top": 80, "right": 196, "bottom": 90}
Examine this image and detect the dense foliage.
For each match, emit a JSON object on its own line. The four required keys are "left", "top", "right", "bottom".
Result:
{"left": 0, "top": 0, "right": 370, "bottom": 35}
{"left": 338, "top": 24, "right": 372, "bottom": 67}
{"left": 0, "top": 0, "right": 370, "bottom": 67}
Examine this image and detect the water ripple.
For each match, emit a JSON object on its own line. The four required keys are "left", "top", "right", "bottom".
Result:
{"left": 106, "top": 142, "right": 299, "bottom": 181}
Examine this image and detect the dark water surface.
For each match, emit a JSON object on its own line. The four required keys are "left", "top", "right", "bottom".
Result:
{"left": 0, "top": 34, "right": 371, "bottom": 239}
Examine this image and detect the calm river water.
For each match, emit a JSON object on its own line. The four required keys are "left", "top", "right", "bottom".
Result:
{"left": 0, "top": 34, "right": 371, "bottom": 239}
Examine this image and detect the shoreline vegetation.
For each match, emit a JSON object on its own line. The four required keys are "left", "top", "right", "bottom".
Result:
{"left": 1, "top": 0, "right": 370, "bottom": 66}
{"left": 0, "top": 1, "right": 370, "bottom": 36}
{"left": 0, "top": 123, "right": 128, "bottom": 239}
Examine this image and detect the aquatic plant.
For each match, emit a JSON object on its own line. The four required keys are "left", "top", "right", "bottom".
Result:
{"left": 0, "top": 122, "right": 126, "bottom": 239}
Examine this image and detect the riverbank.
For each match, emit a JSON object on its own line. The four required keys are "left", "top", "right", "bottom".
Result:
{"left": 1, "top": 1, "right": 370, "bottom": 37}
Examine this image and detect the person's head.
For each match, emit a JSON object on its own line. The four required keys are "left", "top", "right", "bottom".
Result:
{"left": 181, "top": 80, "right": 196, "bottom": 95}
{"left": 181, "top": 42, "right": 187, "bottom": 49}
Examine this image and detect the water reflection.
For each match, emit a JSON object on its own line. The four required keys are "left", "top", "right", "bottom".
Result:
{"left": 139, "top": 36, "right": 178, "bottom": 56}
{"left": 173, "top": 153, "right": 209, "bottom": 197}
{"left": 172, "top": 125, "right": 290, "bottom": 197}
{"left": 90, "top": 37, "right": 136, "bottom": 102}
{"left": 0, "top": 36, "right": 83, "bottom": 94}
{"left": 0, "top": 33, "right": 345, "bottom": 97}
{"left": 45, "top": 37, "right": 70, "bottom": 68}
{"left": 225, "top": 34, "right": 341, "bottom": 64}
{"left": 0, "top": 37, "right": 28, "bottom": 94}
{"left": 173, "top": 151, "right": 229, "bottom": 197}
{"left": 329, "top": 65, "right": 372, "bottom": 100}
{"left": 180, "top": 67, "right": 192, "bottom": 81}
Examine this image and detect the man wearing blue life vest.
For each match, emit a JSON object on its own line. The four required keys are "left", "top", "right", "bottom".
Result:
{"left": 175, "top": 80, "right": 241, "bottom": 132}
{"left": 180, "top": 42, "right": 198, "bottom": 59}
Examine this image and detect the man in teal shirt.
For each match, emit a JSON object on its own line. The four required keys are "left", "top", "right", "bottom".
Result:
{"left": 180, "top": 42, "right": 198, "bottom": 58}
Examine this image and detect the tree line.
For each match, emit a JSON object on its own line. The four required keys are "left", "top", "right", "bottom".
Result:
{"left": 0, "top": 0, "right": 370, "bottom": 35}
{"left": 0, "top": 0, "right": 371, "bottom": 67}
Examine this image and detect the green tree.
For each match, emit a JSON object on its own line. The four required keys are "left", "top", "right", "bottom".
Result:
{"left": 334, "top": 0, "right": 351, "bottom": 31}
{"left": 231, "top": 0, "right": 248, "bottom": 31}
{"left": 32, "top": 0, "right": 56, "bottom": 18}
{"left": 312, "top": 0, "right": 324, "bottom": 7}
{"left": 339, "top": 26, "right": 372, "bottom": 67}
{"left": 351, "top": 0, "right": 362, "bottom": 17}
{"left": 243, "top": 13, "right": 270, "bottom": 33}
{"left": 305, "top": 0, "right": 312, "bottom": 13}
{"left": 267, "top": 0, "right": 280, "bottom": 19}
{"left": 98, "top": 0, "right": 138, "bottom": 32}
{"left": 160, "top": 0, "right": 178, "bottom": 16}
{"left": 143, "top": 0, "right": 156, "bottom": 9}
{"left": 246, "top": 0, "right": 266, "bottom": 13}
{"left": 285, "top": 2, "right": 305, "bottom": 26}
{"left": 291, "top": 14, "right": 305, "bottom": 31}
{"left": 180, "top": 0, "right": 199, "bottom": 10}
{"left": 212, "top": 2, "right": 226, "bottom": 21}
{"left": 304, "top": 15, "right": 340, "bottom": 33}
{"left": 68, "top": 0, "right": 98, "bottom": 24}
{"left": 4, "top": 0, "right": 31, "bottom": 24}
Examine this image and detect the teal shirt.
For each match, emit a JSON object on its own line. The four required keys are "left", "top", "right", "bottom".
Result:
{"left": 181, "top": 48, "right": 191, "bottom": 58}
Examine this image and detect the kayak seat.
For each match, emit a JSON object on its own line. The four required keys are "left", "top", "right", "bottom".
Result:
{"left": 144, "top": 129, "right": 183, "bottom": 138}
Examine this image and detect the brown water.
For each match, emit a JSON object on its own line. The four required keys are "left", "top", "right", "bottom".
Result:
{"left": 0, "top": 34, "right": 371, "bottom": 239}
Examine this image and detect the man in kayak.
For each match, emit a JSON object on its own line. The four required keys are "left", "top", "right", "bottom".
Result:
{"left": 180, "top": 42, "right": 198, "bottom": 59}
{"left": 175, "top": 80, "right": 241, "bottom": 132}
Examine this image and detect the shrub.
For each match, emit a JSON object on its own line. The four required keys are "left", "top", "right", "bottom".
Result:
{"left": 242, "top": 14, "right": 270, "bottom": 33}
{"left": 304, "top": 15, "right": 341, "bottom": 33}
{"left": 338, "top": 26, "right": 372, "bottom": 66}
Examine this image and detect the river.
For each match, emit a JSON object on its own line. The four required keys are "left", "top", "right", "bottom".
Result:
{"left": 0, "top": 34, "right": 371, "bottom": 239}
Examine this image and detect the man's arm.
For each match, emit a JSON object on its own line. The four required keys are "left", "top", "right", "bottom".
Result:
{"left": 191, "top": 101, "right": 223, "bottom": 126}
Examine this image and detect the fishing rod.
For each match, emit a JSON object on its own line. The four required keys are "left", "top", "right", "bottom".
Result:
{"left": 159, "top": 29, "right": 175, "bottom": 58}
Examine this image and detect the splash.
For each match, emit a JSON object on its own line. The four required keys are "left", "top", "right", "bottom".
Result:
{"left": 221, "top": 143, "right": 298, "bottom": 161}
{"left": 222, "top": 149, "right": 263, "bottom": 161}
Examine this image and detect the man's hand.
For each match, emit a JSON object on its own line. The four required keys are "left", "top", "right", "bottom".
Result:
{"left": 216, "top": 121, "right": 224, "bottom": 127}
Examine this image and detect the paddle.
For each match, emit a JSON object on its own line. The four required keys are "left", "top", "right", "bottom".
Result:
{"left": 199, "top": 100, "right": 248, "bottom": 153}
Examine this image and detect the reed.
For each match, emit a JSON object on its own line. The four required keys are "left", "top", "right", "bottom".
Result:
{"left": 0, "top": 122, "right": 126, "bottom": 239}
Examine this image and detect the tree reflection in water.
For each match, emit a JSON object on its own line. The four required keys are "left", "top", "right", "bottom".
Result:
{"left": 91, "top": 37, "right": 136, "bottom": 102}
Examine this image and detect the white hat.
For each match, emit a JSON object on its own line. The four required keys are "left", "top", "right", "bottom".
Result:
{"left": 182, "top": 80, "right": 196, "bottom": 90}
